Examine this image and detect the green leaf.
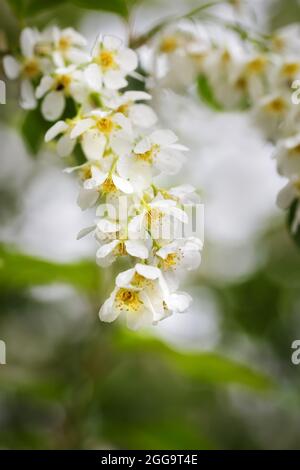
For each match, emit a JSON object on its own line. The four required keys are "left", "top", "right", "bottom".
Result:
{"left": 287, "top": 199, "right": 300, "bottom": 248}
{"left": 0, "top": 244, "right": 99, "bottom": 293}
{"left": 21, "top": 108, "right": 50, "bottom": 156}
{"left": 6, "top": 0, "right": 138, "bottom": 18}
{"left": 6, "top": 0, "right": 65, "bottom": 18}
{"left": 116, "top": 331, "right": 275, "bottom": 391}
{"left": 69, "top": 0, "right": 136, "bottom": 18}
{"left": 197, "top": 74, "right": 224, "bottom": 111}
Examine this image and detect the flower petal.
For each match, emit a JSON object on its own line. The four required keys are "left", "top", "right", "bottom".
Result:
{"left": 41, "top": 91, "right": 65, "bottom": 121}
{"left": 45, "top": 121, "right": 69, "bottom": 142}
{"left": 3, "top": 56, "right": 20, "bottom": 79}
{"left": 112, "top": 174, "right": 133, "bottom": 194}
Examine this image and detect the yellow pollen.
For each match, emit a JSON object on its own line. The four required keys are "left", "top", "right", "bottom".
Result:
{"left": 115, "top": 288, "right": 143, "bottom": 312}
{"left": 161, "top": 253, "right": 179, "bottom": 270}
{"left": 80, "top": 166, "right": 92, "bottom": 181}
{"left": 98, "top": 50, "right": 116, "bottom": 70}
{"left": 246, "top": 57, "right": 267, "bottom": 74}
{"left": 56, "top": 74, "right": 71, "bottom": 91}
{"left": 117, "top": 103, "right": 130, "bottom": 115}
{"left": 160, "top": 36, "right": 178, "bottom": 53}
{"left": 96, "top": 117, "right": 114, "bottom": 134}
{"left": 281, "top": 63, "right": 300, "bottom": 77}
{"left": 135, "top": 145, "right": 158, "bottom": 164}
{"left": 23, "top": 59, "right": 39, "bottom": 78}
{"left": 101, "top": 176, "right": 117, "bottom": 194}
{"left": 113, "top": 242, "right": 127, "bottom": 256}
{"left": 131, "top": 273, "right": 151, "bottom": 288}
{"left": 264, "top": 98, "right": 286, "bottom": 114}
{"left": 58, "top": 36, "right": 71, "bottom": 51}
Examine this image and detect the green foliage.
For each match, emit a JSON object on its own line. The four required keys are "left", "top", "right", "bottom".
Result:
{"left": 197, "top": 74, "right": 224, "bottom": 111}
{"left": 116, "top": 331, "right": 274, "bottom": 391}
{"left": 0, "top": 244, "right": 99, "bottom": 293}
{"left": 6, "top": 0, "right": 139, "bottom": 19}
{"left": 20, "top": 109, "right": 50, "bottom": 156}
{"left": 287, "top": 200, "right": 300, "bottom": 249}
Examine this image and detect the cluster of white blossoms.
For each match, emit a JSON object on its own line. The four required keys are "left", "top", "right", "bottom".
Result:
{"left": 3, "top": 27, "right": 202, "bottom": 330}
{"left": 152, "top": 24, "right": 300, "bottom": 234}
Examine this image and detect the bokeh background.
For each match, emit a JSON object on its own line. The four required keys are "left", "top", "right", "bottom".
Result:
{"left": 1, "top": 0, "right": 300, "bottom": 450}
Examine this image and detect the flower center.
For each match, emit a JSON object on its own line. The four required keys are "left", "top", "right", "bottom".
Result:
{"left": 98, "top": 50, "right": 116, "bottom": 70}
{"left": 55, "top": 74, "right": 71, "bottom": 91}
{"left": 80, "top": 166, "right": 92, "bottom": 180}
{"left": 115, "top": 288, "right": 143, "bottom": 312}
{"left": 264, "top": 97, "right": 286, "bottom": 114}
{"left": 58, "top": 36, "right": 71, "bottom": 51}
{"left": 160, "top": 36, "right": 178, "bottom": 53}
{"left": 101, "top": 176, "right": 117, "bottom": 193}
{"left": 246, "top": 57, "right": 267, "bottom": 75}
{"left": 131, "top": 273, "right": 151, "bottom": 288}
{"left": 113, "top": 241, "right": 127, "bottom": 256}
{"left": 281, "top": 62, "right": 300, "bottom": 77}
{"left": 96, "top": 117, "right": 114, "bottom": 134}
{"left": 135, "top": 145, "right": 159, "bottom": 164}
{"left": 161, "top": 253, "right": 179, "bottom": 270}
{"left": 23, "top": 59, "right": 40, "bottom": 78}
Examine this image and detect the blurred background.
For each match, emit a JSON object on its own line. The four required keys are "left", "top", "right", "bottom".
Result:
{"left": 1, "top": 0, "right": 300, "bottom": 450}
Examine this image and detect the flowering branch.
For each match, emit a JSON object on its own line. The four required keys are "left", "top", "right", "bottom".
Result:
{"left": 3, "top": 26, "right": 203, "bottom": 330}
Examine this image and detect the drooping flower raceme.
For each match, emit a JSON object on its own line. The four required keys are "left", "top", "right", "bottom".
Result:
{"left": 3, "top": 27, "right": 202, "bottom": 330}
{"left": 150, "top": 21, "right": 300, "bottom": 237}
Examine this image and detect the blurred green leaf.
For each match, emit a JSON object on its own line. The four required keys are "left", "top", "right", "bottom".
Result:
{"left": 6, "top": 0, "right": 139, "bottom": 19}
{"left": 116, "top": 331, "right": 275, "bottom": 391}
{"left": 21, "top": 108, "right": 50, "bottom": 156}
{"left": 287, "top": 199, "right": 300, "bottom": 249}
{"left": 0, "top": 244, "right": 99, "bottom": 293}
{"left": 197, "top": 74, "right": 224, "bottom": 111}
{"left": 6, "top": 0, "right": 64, "bottom": 18}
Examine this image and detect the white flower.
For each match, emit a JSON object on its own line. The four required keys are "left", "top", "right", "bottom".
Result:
{"left": 86, "top": 35, "right": 138, "bottom": 90}
{"left": 50, "top": 27, "right": 89, "bottom": 67}
{"left": 3, "top": 27, "right": 43, "bottom": 109}
{"left": 117, "top": 130, "right": 188, "bottom": 191}
{"left": 168, "top": 184, "right": 200, "bottom": 204}
{"left": 36, "top": 65, "right": 87, "bottom": 121}
{"left": 276, "top": 133, "right": 300, "bottom": 178}
{"left": 70, "top": 110, "right": 133, "bottom": 161}
{"left": 103, "top": 90, "right": 157, "bottom": 128}
{"left": 45, "top": 120, "right": 76, "bottom": 157}
{"left": 99, "top": 263, "right": 191, "bottom": 329}
{"left": 128, "top": 195, "right": 188, "bottom": 244}
{"left": 156, "top": 237, "right": 202, "bottom": 290}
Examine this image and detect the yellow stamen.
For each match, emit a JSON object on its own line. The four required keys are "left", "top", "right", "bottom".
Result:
{"left": 101, "top": 176, "right": 117, "bottom": 194}
{"left": 160, "top": 36, "right": 178, "bottom": 53}
{"left": 246, "top": 57, "right": 267, "bottom": 75}
{"left": 115, "top": 288, "right": 143, "bottom": 312}
{"left": 264, "top": 97, "right": 286, "bottom": 114}
{"left": 58, "top": 36, "right": 71, "bottom": 51}
{"left": 96, "top": 117, "right": 114, "bottom": 134}
{"left": 161, "top": 253, "right": 179, "bottom": 270}
{"left": 98, "top": 50, "right": 116, "bottom": 70}
{"left": 23, "top": 59, "right": 39, "bottom": 78}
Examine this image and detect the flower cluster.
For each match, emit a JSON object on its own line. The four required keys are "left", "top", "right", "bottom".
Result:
{"left": 152, "top": 24, "right": 300, "bottom": 234}
{"left": 3, "top": 27, "right": 202, "bottom": 330}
